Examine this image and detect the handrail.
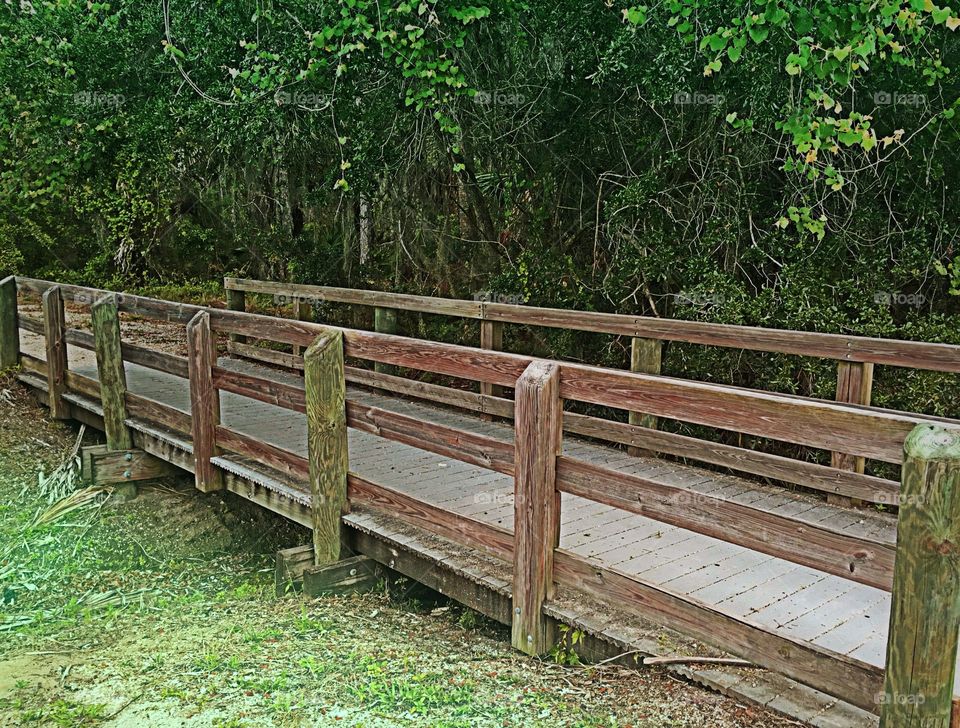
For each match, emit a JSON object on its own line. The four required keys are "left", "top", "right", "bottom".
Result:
{"left": 225, "top": 276, "right": 960, "bottom": 373}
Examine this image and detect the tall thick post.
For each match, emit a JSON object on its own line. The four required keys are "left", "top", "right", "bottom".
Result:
{"left": 226, "top": 287, "right": 246, "bottom": 344}
{"left": 373, "top": 307, "right": 397, "bottom": 375}
{"left": 511, "top": 361, "right": 562, "bottom": 655}
{"left": 187, "top": 311, "right": 222, "bottom": 492}
{"left": 627, "top": 337, "right": 662, "bottom": 457}
{"left": 829, "top": 361, "right": 874, "bottom": 506}
{"left": 42, "top": 287, "right": 68, "bottom": 419}
{"left": 92, "top": 295, "right": 132, "bottom": 451}
{"left": 305, "top": 329, "right": 349, "bottom": 566}
{"left": 0, "top": 276, "right": 19, "bottom": 369}
{"left": 880, "top": 423, "right": 960, "bottom": 728}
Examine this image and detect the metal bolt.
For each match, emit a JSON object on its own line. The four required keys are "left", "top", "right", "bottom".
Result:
{"left": 349, "top": 568, "right": 357, "bottom": 576}
{"left": 124, "top": 452, "right": 133, "bottom": 461}
{"left": 123, "top": 470, "right": 132, "bottom": 479}
{"left": 527, "top": 635, "right": 533, "bottom": 643}
{"left": 515, "top": 607, "right": 521, "bottom": 614}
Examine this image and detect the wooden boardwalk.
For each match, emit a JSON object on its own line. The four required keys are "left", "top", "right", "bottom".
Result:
{"left": 21, "top": 330, "right": 943, "bottom": 696}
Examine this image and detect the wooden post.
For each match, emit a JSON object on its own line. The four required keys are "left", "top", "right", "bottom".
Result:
{"left": 305, "top": 329, "right": 349, "bottom": 566}
{"left": 0, "top": 276, "right": 19, "bottom": 369}
{"left": 41, "top": 286, "right": 68, "bottom": 420}
{"left": 187, "top": 311, "right": 222, "bottom": 492}
{"left": 480, "top": 319, "right": 504, "bottom": 401}
{"left": 627, "top": 337, "right": 662, "bottom": 457}
{"left": 373, "top": 306, "right": 398, "bottom": 375}
{"left": 292, "top": 297, "right": 313, "bottom": 357}
{"left": 226, "top": 287, "right": 246, "bottom": 344}
{"left": 511, "top": 361, "right": 562, "bottom": 656}
{"left": 91, "top": 295, "right": 136, "bottom": 500}
{"left": 880, "top": 423, "right": 960, "bottom": 728}
{"left": 829, "top": 361, "right": 874, "bottom": 506}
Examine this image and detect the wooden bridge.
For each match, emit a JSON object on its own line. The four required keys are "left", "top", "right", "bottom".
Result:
{"left": 3, "top": 275, "right": 959, "bottom": 728}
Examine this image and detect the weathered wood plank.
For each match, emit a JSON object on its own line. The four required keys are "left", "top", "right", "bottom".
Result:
{"left": 80, "top": 444, "right": 176, "bottom": 485}
{"left": 305, "top": 329, "right": 349, "bottom": 566}
{"left": 552, "top": 549, "right": 884, "bottom": 713}
{"left": 0, "top": 276, "right": 19, "bottom": 369}
{"left": 302, "top": 555, "right": 380, "bottom": 596}
{"left": 186, "top": 311, "right": 222, "bottom": 492}
{"left": 627, "top": 337, "right": 662, "bottom": 457}
{"left": 222, "top": 276, "right": 960, "bottom": 372}
{"left": 557, "top": 456, "right": 896, "bottom": 590}
{"left": 41, "top": 286, "right": 68, "bottom": 419}
{"left": 829, "top": 361, "right": 874, "bottom": 507}
{"left": 373, "top": 306, "right": 398, "bottom": 375}
{"left": 226, "top": 287, "right": 246, "bottom": 344}
{"left": 212, "top": 365, "right": 307, "bottom": 412}
{"left": 480, "top": 319, "right": 504, "bottom": 400}
{"left": 215, "top": 424, "right": 308, "bottom": 480}
{"left": 512, "top": 361, "right": 562, "bottom": 655}
{"left": 880, "top": 424, "right": 960, "bottom": 728}
{"left": 91, "top": 295, "right": 133, "bottom": 452}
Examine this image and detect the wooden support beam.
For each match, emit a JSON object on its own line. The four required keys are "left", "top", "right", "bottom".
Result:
{"left": 91, "top": 295, "right": 136, "bottom": 500}
{"left": 225, "top": 287, "right": 246, "bottom": 343}
{"left": 829, "top": 360, "right": 874, "bottom": 506}
{"left": 373, "top": 306, "right": 397, "bottom": 375}
{"left": 305, "top": 328, "right": 349, "bottom": 566}
{"left": 627, "top": 337, "right": 662, "bottom": 457}
{"left": 302, "top": 555, "right": 379, "bottom": 596}
{"left": 479, "top": 319, "right": 504, "bottom": 401}
{"left": 0, "top": 276, "right": 18, "bottom": 369}
{"left": 80, "top": 444, "right": 175, "bottom": 486}
{"left": 292, "top": 296, "right": 313, "bottom": 357}
{"left": 41, "top": 286, "right": 68, "bottom": 419}
{"left": 275, "top": 544, "right": 315, "bottom": 596}
{"left": 880, "top": 423, "right": 960, "bottom": 728}
{"left": 187, "top": 311, "right": 223, "bottom": 492}
{"left": 511, "top": 360, "right": 562, "bottom": 656}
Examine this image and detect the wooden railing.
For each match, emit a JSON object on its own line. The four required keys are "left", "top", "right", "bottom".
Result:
{"left": 5, "top": 276, "right": 960, "bottom": 724}
{"left": 224, "top": 277, "right": 960, "bottom": 508}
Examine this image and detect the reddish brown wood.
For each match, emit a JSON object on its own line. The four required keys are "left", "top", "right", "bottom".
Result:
{"left": 187, "top": 311, "right": 222, "bottom": 492}
{"left": 211, "top": 366, "right": 307, "bottom": 412}
{"left": 41, "top": 286, "right": 68, "bottom": 419}
{"left": 124, "top": 392, "right": 192, "bottom": 434}
{"left": 558, "top": 456, "right": 895, "bottom": 590}
{"left": 215, "top": 425, "right": 308, "bottom": 480}
{"left": 552, "top": 549, "right": 884, "bottom": 713}
{"left": 348, "top": 474, "right": 514, "bottom": 560}
{"left": 512, "top": 361, "right": 562, "bottom": 655}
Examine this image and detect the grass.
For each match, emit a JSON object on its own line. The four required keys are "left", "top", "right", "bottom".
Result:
{"left": 0, "top": 375, "right": 791, "bottom": 727}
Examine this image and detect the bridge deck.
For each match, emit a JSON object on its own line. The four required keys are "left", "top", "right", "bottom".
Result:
{"left": 19, "top": 331, "right": 915, "bottom": 687}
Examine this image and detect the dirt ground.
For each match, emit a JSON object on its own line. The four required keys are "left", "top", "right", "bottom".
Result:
{"left": 0, "top": 370, "right": 802, "bottom": 727}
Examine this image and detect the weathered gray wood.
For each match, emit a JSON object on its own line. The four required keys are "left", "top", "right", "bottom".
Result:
{"left": 91, "top": 296, "right": 133, "bottom": 452}
{"left": 512, "top": 361, "right": 562, "bottom": 655}
{"left": 373, "top": 306, "right": 398, "bottom": 375}
{"left": 275, "top": 544, "right": 315, "bottom": 595}
{"left": 880, "top": 424, "right": 960, "bottom": 728}
{"left": 80, "top": 444, "right": 175, "bottom": 485}
{"left": 42, "top": 286, "right": 68, "bottom": 419}
{"left": 627, "top": 337, "right": 662, "bottom": 456}
{"left": 479, "top": 319, "right": 504, "bottom": 401}
{"left": 292, "top": 296, "right": 313, "bottom": 357}
{"left": 305, "top": 329, "right": 349, "bottom": 565}
{"left": 0, "top": 276, "right": 18, "bottom": 369}
{"left": 186, "top": 311, "right": 222, "bottom": 492}
{"left": 829, "top": 361, "right": 874, "bottom": 507}
{"left": 302, "top": 554, "right": 380, "bottom": 596}
{"left": 226, "top": 287, "right": 246, "bottom": 343}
